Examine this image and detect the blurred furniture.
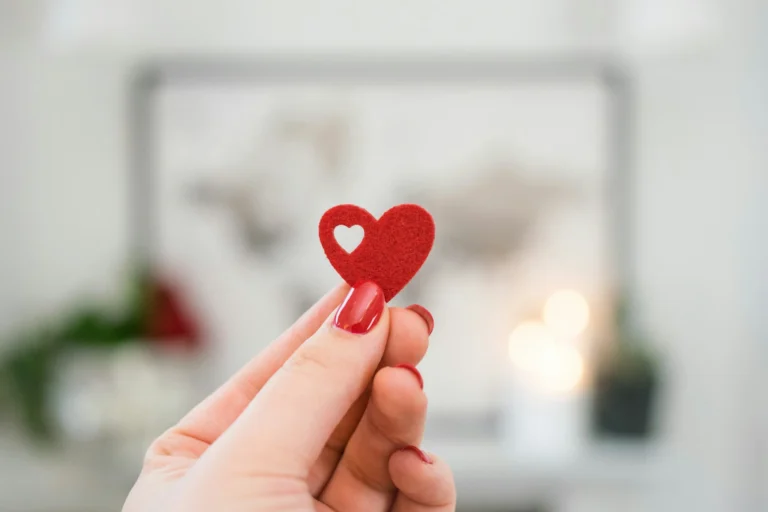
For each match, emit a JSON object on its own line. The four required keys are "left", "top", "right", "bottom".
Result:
{"left": 0, "top": 431, "right": 672, "bottom": 512}
{"left": 435, "top": 439, "right": 672, "bottom": 512}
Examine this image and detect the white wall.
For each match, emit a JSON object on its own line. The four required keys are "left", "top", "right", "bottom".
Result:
{"left": 631, "top": 6, "right": 765, "bottom": 509}
{"left": 0, "top": 56, "right": 131, "bottom": 336}
{"left": 634, "top": 56, "right": 758, "bottom": 512}
{"left": 741, "top": 2, "right": 768, "bottom": 509}
{"left": 0, "top": 57, "right": 22, "bottom": 335}
{"left": 1, "top": 1, "right": 765, "bottom": 510}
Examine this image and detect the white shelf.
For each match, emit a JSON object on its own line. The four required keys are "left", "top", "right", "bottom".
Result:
{"left": 0, "top": 433, "right": 672, "bottom": 512}
{"left": 427, "top": 438, "right": 673, "bottom": 509}
{"left": 0, "top": 435, "right": 130, "bottom": 512}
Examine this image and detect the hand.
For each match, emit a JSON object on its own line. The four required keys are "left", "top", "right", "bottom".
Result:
{"left": 123, "top": 282, "right": 456, "bottom": 511}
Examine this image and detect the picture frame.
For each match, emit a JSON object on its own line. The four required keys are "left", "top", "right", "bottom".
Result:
{"left": 128, "top": 56, "right": 634, "bottom": 437}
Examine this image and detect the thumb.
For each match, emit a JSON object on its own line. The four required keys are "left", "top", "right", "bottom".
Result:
{"left": 208, "top": 281, "right": 389, "bottom": 476}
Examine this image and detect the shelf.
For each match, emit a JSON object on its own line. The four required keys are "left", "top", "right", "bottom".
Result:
{"left": 0, "top": 432, "right": 672, "bottom": 512}
{"left": 426, "top": 438, "right": 672, "bottom": 509}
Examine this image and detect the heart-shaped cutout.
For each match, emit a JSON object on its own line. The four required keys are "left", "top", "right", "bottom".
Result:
{"left": 334, "top": 225, "right": 365, "bottom": 253}
{"left": 319, "top": 204, "right": 435, "bottom": 302}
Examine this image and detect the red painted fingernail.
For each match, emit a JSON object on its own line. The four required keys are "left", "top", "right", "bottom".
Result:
{"left": 401, "top": 445, "right": 433, "bottom": 464}
{"left": 334, "top": 281, "right": 385, "bottom": 334}
{"left": 406, "top": 304, "right": 434, "bottom": 335}
{"left": 395, "top": 363, "right": 424, "bottom": 389}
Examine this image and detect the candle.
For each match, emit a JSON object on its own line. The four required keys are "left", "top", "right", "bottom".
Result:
{"left": 502, "top": 290, "right": 591, "bottom": 464}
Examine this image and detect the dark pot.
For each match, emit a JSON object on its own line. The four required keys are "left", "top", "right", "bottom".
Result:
{"left": 591, "top": 371, "right": 657, "bottom": 439}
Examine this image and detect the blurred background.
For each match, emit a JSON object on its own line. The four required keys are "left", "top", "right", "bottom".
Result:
{"left": 0, "top": 1, "right": 766, "bottom": 511}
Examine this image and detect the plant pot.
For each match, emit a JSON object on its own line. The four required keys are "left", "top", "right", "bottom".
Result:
{"left": 591, "top": 371, "right": 657, "bottom": 439}
{"left": 49, "top": 342, "right": 204, "bottom": 472}
{"left": 502, "top": 374, "right": 589, "bottom": 465}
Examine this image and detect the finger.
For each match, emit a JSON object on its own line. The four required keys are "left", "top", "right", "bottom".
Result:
{"left": 321, "top": 305, "right": 431, "bottom": 447}
{"left": 208, "top": 281, "right": 390, "bottom": 476}
{"left": 390, "top": 448, "right": 456, "bottom": 512}
{"left": 309, "top": 305, "right": 432, "bottom": 494}
{"left": 145, "top": 283, "right": 349, "bottom": 463}
{"left": 319, "top": 364, "right": 427, "bottom": 511}
{"left": 384, "top": 306, "right": 433, "bottom": 366}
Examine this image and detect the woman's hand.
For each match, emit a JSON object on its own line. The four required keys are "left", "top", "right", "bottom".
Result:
{"left": 123, "top": 282, "right": 456, "bottom": 511}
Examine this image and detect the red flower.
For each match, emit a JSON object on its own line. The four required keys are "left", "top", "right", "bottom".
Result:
{"left": 145, "top": 276, "right": 204, "bottom": 351}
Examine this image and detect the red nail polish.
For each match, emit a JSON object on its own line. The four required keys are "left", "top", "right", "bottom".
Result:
{"left": 334, "top": 281, "right": 385, "bottom": 334}
{"left": 395, "top": 363, "right": 424, "bottom": 389}
{"left": 400, "top": 445, "right": 433, "bottom": 464}
{"left": 406, "top": 304, "right": 434, "bottom": 335}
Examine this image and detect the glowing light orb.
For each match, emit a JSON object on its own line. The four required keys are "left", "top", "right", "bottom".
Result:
{"left": 543, "top": 289, "right": 590, "bottom": 339}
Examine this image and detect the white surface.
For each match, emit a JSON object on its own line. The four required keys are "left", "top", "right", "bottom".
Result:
{"left": 0, "top": 434, "right": 130, "bottom": 512}
{"left": 433, "top": 439, "right": 672, "bottom": 509}
{"left": 0, "top": 433, "right": 668, "bottom": 512}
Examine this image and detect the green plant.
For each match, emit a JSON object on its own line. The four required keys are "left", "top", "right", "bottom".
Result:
{"left": 603, "top": 334, "right": 658, "bottom": 383}
{"left": 591, "top": 293, "right": 661, "bottom": 438}
{"left": 601, "top": 294, "right": 660, "bottom": 382}
{"left": 0, "top": 265, "right": 153, "bottom": 442}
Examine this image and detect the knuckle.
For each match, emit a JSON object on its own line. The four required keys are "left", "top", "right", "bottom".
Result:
{"left": 141, "top": 429, "right": 208, "bottom": 473}
{"left": 283, "top": 344, "right": 334, "bottom": 377}
{"left": 142, "top": 437, "right": 172, "bottom": 471}
{"left": 344, "top": 452, "right": 393, "bottom": 493}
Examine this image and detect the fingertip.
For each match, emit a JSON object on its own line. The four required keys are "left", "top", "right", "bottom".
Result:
{"left": 371, "top": 366, "right": 428, "bottom": 422}
{"left": 393, "top": 363, "right": 424, "bottom": 390}
{"left": 399, "top": 444, "right": 433, "bottom": 464}
{"left": 405, "top": 304, "right": 434, "bottom": 335}
{"left": 384, "top": 308, "right": 430, "bottom": 366}
{"left": 332, "top": 281, "right": 387, "bottom": 335}
{"left": 389, "top": 448, "right": 456, "bottom": 507}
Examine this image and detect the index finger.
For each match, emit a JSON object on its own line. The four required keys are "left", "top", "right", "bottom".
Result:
{"left": 146, "top": 283, "right": 349, "bottom": 461}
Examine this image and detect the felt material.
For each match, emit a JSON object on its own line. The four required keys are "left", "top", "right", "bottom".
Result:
{"left": 319, "top": 204, "right": 435, "bottom": 302}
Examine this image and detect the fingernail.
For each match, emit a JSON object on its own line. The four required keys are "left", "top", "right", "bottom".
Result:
{"left": 334, "top": 281, "right": 385, "bottom": 334}
{"left": 395, "top": 363, "right": 424, "bottom": 389}
{"left": 400, "top": 445, "right": 433, "bottom": 464}
{"left": 406, "top": 304, "right": 434, "bottom": 335}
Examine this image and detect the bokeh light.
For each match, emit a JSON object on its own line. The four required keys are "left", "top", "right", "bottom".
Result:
{"left": 508, "top": 320, "right": 585, "bottom": 392}
{"left": 508, "top": 321, "right": 554, "bottom": 367}
{"left": 543, "top": 289, "right": 590, "bottom": 339}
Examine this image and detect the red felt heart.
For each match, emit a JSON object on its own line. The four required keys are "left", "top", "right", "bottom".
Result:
{"left": 319, "top": 204, "right": 435, "bottom": 302}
